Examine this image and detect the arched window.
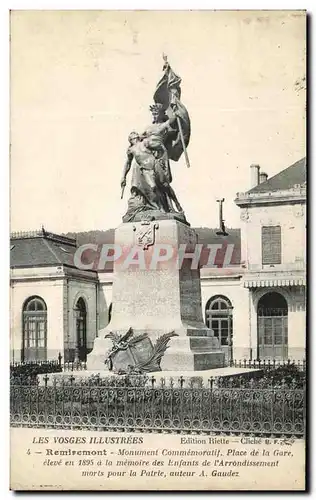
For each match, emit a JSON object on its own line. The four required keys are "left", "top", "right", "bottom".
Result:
{"left": 205, "top": 295, "right": 233, "bottom": 348}
{"left": 22, "top": 296, "right": 47, "bottom": 362}
{"left": 74, "top": 297, "right": 87, "bottom": 362}
{"left": 257, "top": 292, "right": 288, "bottom": 360}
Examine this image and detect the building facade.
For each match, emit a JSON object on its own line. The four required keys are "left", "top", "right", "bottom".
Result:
{"left": 10, "top": 158, "right": 306, "bottom": 363}
{"left": 10, "top": 231, "right": 98, "bottom": 362}
{"left": 235, "top": 158, "right": 306, "bottom": 360}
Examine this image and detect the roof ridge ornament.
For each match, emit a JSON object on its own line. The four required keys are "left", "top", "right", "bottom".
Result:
{"left": 10, "top": 228, "right": 77, "bottom": 246}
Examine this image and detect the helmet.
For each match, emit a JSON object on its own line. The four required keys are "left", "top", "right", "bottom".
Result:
{"left": 128, "top": 131, "right": 139, "bottom": 143}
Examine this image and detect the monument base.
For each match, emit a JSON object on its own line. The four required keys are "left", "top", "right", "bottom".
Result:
{"left": 87, "top": 219, "right": 226, "bottom": 372}
{"left": 87, "top": 328, "right": 225, "bottom": 372}
{"left": 160, "top": 336, "right": 225, "bottom": 371}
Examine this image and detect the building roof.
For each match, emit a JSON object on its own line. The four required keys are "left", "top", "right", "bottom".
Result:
{"left": 247, "top": 157, "right": 306, "bottom": 194}
{"left": 10, "top": 229, "right": 78, "bottom": 268}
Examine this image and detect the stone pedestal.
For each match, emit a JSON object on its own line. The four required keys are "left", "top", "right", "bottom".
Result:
{"left": 87, "top": 219, "right": 225, "bottom": 371}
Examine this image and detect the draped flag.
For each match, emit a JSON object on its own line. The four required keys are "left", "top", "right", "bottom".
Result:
{"left": 153, "top": 60, "right": 191, "bottom": 162}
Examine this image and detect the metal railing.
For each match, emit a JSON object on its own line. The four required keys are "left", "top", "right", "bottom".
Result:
{"left": 229, "top": 358, "right": 306, "bottom": 371}
{"left": 10, "top": 359, "right": 87, "bottom": 372}
{"left": 10, "top": 360, "right": 60, "bottom": 368}
{"left": 10, "top": 375, "right": 305, "bottom": 438}
{"left": 10, "top": 356, "right": 306, "bottom": 372}
{"left": 62, "top": 360, "right": 88, "bottom": 371}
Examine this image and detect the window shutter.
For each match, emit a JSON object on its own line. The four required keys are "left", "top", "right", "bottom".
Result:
{"left": 262, "top": 226, "right": 281, "bottom": 265}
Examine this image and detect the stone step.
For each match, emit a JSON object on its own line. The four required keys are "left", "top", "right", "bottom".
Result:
{"left": 189, "top": 336, "right": 221, "bottom": 352}
{"left": 161, "top": 349, "right": 225, "bottom": 371}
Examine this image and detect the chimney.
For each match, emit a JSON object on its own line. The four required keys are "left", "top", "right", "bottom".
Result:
{"left": 216, "top": 198, "right": 228, "bottom": 236}
{"left": 250, "top": 164, "right": 260, "bottom": 188}
{"left": 259, "top": 171, "right": 268, "bottom": 184}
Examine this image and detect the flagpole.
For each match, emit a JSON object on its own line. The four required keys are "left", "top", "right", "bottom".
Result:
{"left": 175, "top": 114, "right": 190, "bottom": 169}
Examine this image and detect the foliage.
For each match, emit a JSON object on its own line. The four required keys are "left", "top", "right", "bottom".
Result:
{"left": 219, "top": 363, "right": 306, "bottom": 389}
{"left": 10, "top": 361, "right": 306, "bottom": 438}
{"left": 51, "top": 373, "right": 150, "bottom": 387}
{"left": 10, "top": 362, "right": 62, "bottom": 385}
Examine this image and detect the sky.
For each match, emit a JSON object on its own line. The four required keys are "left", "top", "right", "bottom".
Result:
{"left": 10, "top": 10, "right": 306, "bottom": 233}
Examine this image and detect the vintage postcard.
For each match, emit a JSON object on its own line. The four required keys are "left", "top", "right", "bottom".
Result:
{"left": 10, "top": 10, "right": 306, "bottom": 491}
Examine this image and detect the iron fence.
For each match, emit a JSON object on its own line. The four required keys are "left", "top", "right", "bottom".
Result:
{"left": 10, "top": 375, "right": 305, "bottom": 438}
{"left": 10, "top": 360, "right": 60, "bottom": 368}
{"left": 10, "top": 356, "right": 306, "bottom": 373}
{"left": 62, "top": 360, "right": 88, "bottom": 371}
{"left": 229, "top": 358, "right": 306, "bottom": 371}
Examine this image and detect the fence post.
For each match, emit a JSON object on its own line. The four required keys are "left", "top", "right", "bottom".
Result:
{"left": 43, "top": 374, "right": 49, "bottom": 388}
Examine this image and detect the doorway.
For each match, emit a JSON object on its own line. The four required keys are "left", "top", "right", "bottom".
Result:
{"left": 257, "top": 292, "right": 288, "bottom": 359}
{"left": 74, "top": 297, "right": 87, "bottom": 361}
